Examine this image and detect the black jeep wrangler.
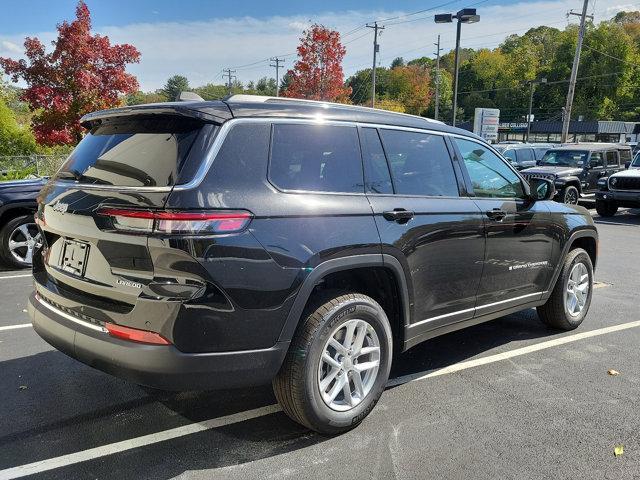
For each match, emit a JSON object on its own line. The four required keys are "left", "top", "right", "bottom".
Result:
{"left": 521, "top": 144, "right": 631, "bottom": 204}
{"left": 29, "top": 95, "right": 598, "bottom": 434}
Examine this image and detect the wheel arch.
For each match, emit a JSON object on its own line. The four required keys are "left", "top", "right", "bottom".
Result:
{"left": 544, "top": 229, "right": 598, "bottom": 299}
{"left": 0, "top": 202, "right": 38, "bottom": 227}
{"left": 278, "top": 254, "right": 411, "bottom": 349}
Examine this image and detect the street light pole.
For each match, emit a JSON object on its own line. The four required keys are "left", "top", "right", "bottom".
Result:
{"left": 433, "top": 34, "right": 442, "bottom": 121}
{"left": 435, "top": 8, "right": 480, "bottom": 126}
{"left": 526, "top": 78, "right": 546, "bottom": 142}
{"left": 452, "top": 19, "right": 462, "bottom": 126}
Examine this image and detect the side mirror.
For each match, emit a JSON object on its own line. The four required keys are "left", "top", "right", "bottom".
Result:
{"left": 528, "top": 177, "right": 555, "bottom": 201}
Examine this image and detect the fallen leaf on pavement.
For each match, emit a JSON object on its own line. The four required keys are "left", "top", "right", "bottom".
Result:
{"left": 608, "top": 369, "right": 620, "bottom": 376}
{"left": 614, "top": 445, "right": 624, "bottom": 457}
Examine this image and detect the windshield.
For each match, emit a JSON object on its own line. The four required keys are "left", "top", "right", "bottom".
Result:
{"left": 633, "top": 153, "right": 640, "bottom": 168}
{"left": 57, "top": 115, "right": 203, "bottom": 187}
{"left": 539, "top": 150, "right": 588, "bottom": 167}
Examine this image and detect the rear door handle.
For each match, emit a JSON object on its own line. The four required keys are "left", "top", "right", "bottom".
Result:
{"left": 383, "top": 209, "right": 415, "bottom": 223}
{"left": 486, "top": 209, "right": 507, "bottom": 221}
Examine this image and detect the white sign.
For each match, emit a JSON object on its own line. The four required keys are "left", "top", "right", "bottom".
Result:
{"left": 473, "top": 107, "right": 501, "bottom": 141}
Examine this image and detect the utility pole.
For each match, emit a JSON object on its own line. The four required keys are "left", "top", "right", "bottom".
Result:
{"left": 223, "top": 68, "right": 237, "bottom": 96}
{"left": 366, "top": 22, "right": 384, "bottom": 108}
{"left": 561, "top": 0, "right": 593, "bottom": 143}
{"left": 433, "top": 34, "right": 442, "bottom": 121}
{"left": 269, "top": 57, "right": 285, "bottom": 96}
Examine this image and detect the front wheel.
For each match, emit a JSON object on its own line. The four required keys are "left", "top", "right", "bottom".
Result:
{"left": 560, "top": 186, "right": 580, "bottom": 205}
{"left": 537, "top": 248, "right": 593, "bottom": 330}
{"left": 595, "top": 199, "right": 618, "bottom": 217}
{"left": 273, "top": 292, "right": 392, "bottom": 435}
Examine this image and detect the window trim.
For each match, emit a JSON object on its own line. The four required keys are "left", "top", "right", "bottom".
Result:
{"left": 450, "top": 134, "right": 530, "bottom": 201}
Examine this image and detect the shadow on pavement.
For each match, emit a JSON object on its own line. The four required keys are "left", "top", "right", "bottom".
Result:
{"left": 593, "top": 210, "right": 640, "bottom": 226}
{"left": 0, "top": 308, "right": 558, "bottom": 479}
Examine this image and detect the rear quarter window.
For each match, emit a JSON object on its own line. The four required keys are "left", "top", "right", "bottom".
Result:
{"left": 269, "top": 124, "right": 364, "bottom": 193}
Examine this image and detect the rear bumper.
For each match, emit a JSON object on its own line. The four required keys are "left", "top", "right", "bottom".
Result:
{"left": 596, "top": 190, "right": 640, "bottom": 208}
{"left": 28, "top": 292, "right": 289, "bottom": 391}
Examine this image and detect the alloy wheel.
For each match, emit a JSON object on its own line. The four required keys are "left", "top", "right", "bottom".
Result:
{"left": 566, "top": 262, "right": 589, "bottom": 317}
{"left": 8, "top": 223, "right": 41, "bottom": 265}
{"left": 317, "top": 319, "right": 381, "bottom": 412}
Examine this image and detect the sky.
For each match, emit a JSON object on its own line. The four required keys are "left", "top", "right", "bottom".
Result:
{"left": 0, "top": 0, "right": 637, "bottom": 92}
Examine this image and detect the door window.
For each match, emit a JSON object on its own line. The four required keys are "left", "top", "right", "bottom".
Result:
{"left": 503, "top": 150, "right": 517, "bottom": 162}
{"left": 606, "top": 151, "right": 618, "bottom": 167}
{"left": 269, "top": 124, "right": 364, "bottom": 193}
{"left": 361, "top": 128, "right": 393, "bottom": 194}
{"left": 454, "top": 138, "right": 525, "bottom": 199}
{"left": 378, "top": 129, "right": 459, "bottom": 197}
{"left": 589, "top": 152, "right": 604, "bottom": 168}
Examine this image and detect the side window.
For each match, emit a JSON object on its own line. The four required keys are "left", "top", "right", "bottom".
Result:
{"left": 503, "top": 149, "right": 517, "bottom": 162}
{"left": 269, "top": 124, "right": 363, "bottom": 193}
{"left": 589, "top": 152, "right": 604, "bottom": 168}
{"left": 518, "top": 148, "right": 535, "bottom": 163}
{"left": 378, "top": 129, "right": 459, "bottom": 197}
{"left": 606, "top": 151, "right": 618, "bottom": 167}
{"left": 454, "top": 138, "right": 525, "bottom": 199}
{"left": 360, "top": 128, "right": 393, "bottom": 194}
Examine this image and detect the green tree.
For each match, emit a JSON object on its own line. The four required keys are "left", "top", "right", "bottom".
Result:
{"left": 0, "top": 98, "right": 36, "bottom": 156}
{"left": 125, "top": 90, "right": 168, "bottom": 105}
{"left": 390, "top": 57, "right": 405, "bottom": 69}
{"left": 161, "top": 75, "right": 190, "bottom": 101}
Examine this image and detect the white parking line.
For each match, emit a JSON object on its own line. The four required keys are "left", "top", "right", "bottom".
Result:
{"left": 0, "top": 324, "right": 31, "bottom": 332}
{"left": 0, "top": 274, "right": 32, "bottom": 280}
{"left": 2, "top": 320, "right": 640, "bottom": 479}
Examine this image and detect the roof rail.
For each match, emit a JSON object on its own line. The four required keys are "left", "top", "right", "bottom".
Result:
{"left": 224, "top": 94, "right": 445, "bottom": 124}
{"left": 176, "top": 91, "right": 205, "bottom": 102}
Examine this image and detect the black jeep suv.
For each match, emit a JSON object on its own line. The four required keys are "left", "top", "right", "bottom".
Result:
{"left": 28, "top": 95, "right": 598, "bottom": 434}
{"left": 521, "top": 143, "right": 631, "bottom": 204}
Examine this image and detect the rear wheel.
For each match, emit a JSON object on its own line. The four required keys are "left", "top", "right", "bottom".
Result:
{"left": 560, "top": 186, "right": 579, "bottom": 205}
{"left": 595, "top": 199, "right": 618, "bottom": 217}
{"left": 273, "top": 292, "right": 392, "bottom": 435}
{"left": 537, "top": 248, "right": 593, "bottom": 330}
{"left": 0, "top": 214, "right": 41, "bottom": 269}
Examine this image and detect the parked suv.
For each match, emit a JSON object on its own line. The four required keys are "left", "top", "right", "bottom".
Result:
{"left": 494, "top": 143, "right": 553, "bottom": 170}
{"left": 595, "top": 152, "right": 640, "bottom": 216}
{"left": 521, "top": 143, "right": 631, "bottom": 204}
{"left": 0, "top": 178, "right": 45, "bottom": 268}
{"left": 29, "top": 95, "right": 598, "bottom": 434}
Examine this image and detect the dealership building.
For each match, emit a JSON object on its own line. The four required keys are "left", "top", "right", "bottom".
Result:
{"left": 496, "top": 120, "right": 640, "bottom": 144}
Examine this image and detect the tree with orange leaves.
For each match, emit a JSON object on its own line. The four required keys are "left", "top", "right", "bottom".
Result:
{"left": 282, "top": 24, "right": 351, "bottom": 102}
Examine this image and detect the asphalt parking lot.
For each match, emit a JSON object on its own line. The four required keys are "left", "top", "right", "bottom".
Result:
{"left": 1, "top": 207, "right": 640, "bottom": 480}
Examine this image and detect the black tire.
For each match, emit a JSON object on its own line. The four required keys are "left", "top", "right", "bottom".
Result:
{"left": 537, "top": 248, "right": 593, "bottom": 330}
{"left": 595, "top": 199, "right": 618, "bottom": 217}
{"left": 0, "top": 214, "right": 39, "bottom": 269}
{"left": 559, "top": 185, "right": 580, "bottom": 205}
{"left": 273, "top": 291, "right": 393, "bottom": 435}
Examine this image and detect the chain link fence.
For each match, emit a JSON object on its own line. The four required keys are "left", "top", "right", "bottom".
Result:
{"left": 0, "top": 154, "right": 68, "bottom": 181}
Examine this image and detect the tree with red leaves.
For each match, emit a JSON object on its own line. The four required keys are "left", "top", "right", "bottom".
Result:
{"left": 0, "top": 1, "right": 140, "bottom": 145}
{"left": 282, "top": 24, "right": 351, "bottom": 102}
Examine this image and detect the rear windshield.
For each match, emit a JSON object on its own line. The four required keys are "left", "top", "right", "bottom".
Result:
{"left": 539, "top": 150, "right": 587, "bottom": 167}
{"left": 57, "top": 116, "right": 203, "bottom": 187}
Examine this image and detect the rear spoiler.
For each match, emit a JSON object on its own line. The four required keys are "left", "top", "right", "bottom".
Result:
{"left": 80, "top": 102, "right": 233, "bottom": 129}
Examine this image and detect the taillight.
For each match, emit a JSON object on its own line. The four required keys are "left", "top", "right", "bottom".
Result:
{"left": 97, "top": 208, "right": 252, "bottom": 234}
{"left": 105, "top": 322, "right": 171, "bottom": 345}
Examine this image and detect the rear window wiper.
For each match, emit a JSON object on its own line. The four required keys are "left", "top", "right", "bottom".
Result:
{"left": 57, "top": 170, "right": 109, "bottom": 185}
